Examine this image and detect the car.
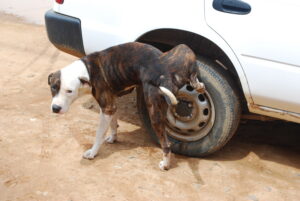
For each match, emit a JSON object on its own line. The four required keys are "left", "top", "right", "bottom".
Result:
{"left": 45, "top": 0, "right": 300, "bottom": 157}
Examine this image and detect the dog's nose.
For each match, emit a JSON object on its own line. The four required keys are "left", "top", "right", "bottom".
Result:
{"left": 52, "top": 105, "right": 62, "bottom": 113}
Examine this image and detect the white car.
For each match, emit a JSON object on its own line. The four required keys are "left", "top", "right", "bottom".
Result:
{"left": 45, "top": 0, "right": 300, "bottom": 156}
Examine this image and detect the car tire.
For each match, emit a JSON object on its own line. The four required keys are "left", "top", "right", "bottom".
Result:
{"left": 137, "top": 56, "right": 241, "bottom": 157}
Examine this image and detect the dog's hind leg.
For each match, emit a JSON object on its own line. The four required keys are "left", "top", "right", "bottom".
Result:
{"left": 83, "top": 108, "right": 112, "bottom": 159}
{"left": 144, "top": 84, "right": 172, "bottom": 170}
{"left": 152, "top": 109, "right": 171, "bottom": 171}
{"left": 159, "top": 132, "right": 172, "bottom": 171}
{"left": 105, "top": 114, "right": 118, "bottom": 143}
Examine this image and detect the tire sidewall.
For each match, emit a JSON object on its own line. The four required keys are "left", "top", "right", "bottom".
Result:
{"left": 171, "top": 58, "right": 240, "bottom": 156}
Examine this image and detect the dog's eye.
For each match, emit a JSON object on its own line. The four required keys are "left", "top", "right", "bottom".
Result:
{"left": 66, "top": 90, "right": 73, "bottom": 93}
{"left": 51, "top": 85, "right": 57, "bottom": 91}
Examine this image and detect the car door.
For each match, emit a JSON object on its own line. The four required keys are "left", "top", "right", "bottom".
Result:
{"left": 205, "top": 0, "right": 300, "bottom": 113}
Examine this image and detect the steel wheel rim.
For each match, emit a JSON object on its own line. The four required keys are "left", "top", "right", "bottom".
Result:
{"left": 166, "top": 84, "right": 215, "bottom": 142}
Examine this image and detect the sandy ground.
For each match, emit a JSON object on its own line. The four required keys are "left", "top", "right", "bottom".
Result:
{"left": 0, "top": 13, "right": 299, "bottom": 201}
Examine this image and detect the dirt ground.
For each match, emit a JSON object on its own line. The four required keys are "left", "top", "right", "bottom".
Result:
{"left": 0, "top": 13, "right": 299, "bottom": 201}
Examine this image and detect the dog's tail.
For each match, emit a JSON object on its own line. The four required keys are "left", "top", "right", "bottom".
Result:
{"left": 159, "top": 86, "right": 178, "bottom": 105}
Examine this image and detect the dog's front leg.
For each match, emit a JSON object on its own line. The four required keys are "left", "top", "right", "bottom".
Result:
{"left": 83, "top": 110, "right": 112, "bottom": 159}
{"left": 105, "top": 114, "right": 118, "bottom": 143}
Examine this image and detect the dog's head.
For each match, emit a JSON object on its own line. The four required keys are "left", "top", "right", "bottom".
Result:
{"left": 48, "top": 60, "right": 90, "bottom": 114}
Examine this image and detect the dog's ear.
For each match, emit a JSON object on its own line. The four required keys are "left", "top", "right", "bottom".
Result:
{"left": 48, "top": 73, "right": 53, "bottom": 85}
{"left": 79, "top": 76, "right": 91, "bottom": 87}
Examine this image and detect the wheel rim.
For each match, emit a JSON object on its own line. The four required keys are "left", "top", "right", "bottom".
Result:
{"left": 166, "top": 84, "right": 215, "bottom": 142}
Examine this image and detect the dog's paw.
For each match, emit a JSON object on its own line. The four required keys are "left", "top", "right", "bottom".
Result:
{"left": 159, "top": 160, "right": 170, "bottom": 171}
{"left": 105, "top": 135, "right": 117, "bottom": 144}
{"left": 82, "top": 149, "right": 97, "bottom": 160}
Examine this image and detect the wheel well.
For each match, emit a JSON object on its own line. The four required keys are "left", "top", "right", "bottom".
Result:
{"left": 137, "top": 28, "right": 247, "bottom": 111}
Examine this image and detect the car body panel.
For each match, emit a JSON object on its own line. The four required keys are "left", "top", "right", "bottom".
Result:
{"left": 205, "top": 0, "right": 300, "bottom": 113}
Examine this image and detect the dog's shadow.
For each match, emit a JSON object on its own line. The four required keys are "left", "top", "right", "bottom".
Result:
{"left": 163, "top": 120, "right": 300, "bottom": 185}
{"left": 82, "top": 95, "right": 141, "bottom": 127}
{"left": 79, "top": 95, "right": 300, "bottom": 178}
{"left": 76, "top": 94, "right": 300, "bottom": 183}
{"left": 209, "top": 120, "right": 300, "bottom": 169}
{"left": 75, "top": 127, "right": 161, "bottom": 161}
{"left": 74, "top": 127, "right": 186, "bottom": 171}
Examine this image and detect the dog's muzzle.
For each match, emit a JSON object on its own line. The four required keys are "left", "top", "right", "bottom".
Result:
{"left": 52, "top": 104, "right": 62, "bottom": 113}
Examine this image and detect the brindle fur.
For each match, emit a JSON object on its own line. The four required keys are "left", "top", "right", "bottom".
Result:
{"left": 48, "top": 71, "right": 61, "bottom": 97}
{"left": 79, "top": 42, "right": 201, "bottom": 169}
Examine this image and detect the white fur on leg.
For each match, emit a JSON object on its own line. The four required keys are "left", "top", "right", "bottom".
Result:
{"left": 83, "top": 110, "right": 112, "bottom": 159}
{"left": 159, "top": 152, "right": 171, "bottom": 171}
{"left": 105, "top": 114, "right": 118, "bottom": 143}
{"left": 105, "top": 135, "right": 116, "bottom": 144}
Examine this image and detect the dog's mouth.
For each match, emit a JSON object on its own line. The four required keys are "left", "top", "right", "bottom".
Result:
{"left": 54, "top": 110, "right": 64, "bottom": 114}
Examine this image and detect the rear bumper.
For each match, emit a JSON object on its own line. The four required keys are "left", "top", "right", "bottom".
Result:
{"left": 45, "top": 10, "right": 85, "bottom": 57}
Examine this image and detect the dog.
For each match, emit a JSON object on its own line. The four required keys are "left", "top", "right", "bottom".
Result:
{"left": 48, "top": 42, "right": 205, "bottom": 170}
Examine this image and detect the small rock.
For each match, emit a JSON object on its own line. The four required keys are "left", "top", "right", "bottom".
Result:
{"left": 224, "top": 187, "right": 231, "bottom": 193}
{"left": 248, "top": 195, "right": 259, "bottom": 201}
{"left": 36, "top": 191, "right": 48, "bottom": 196}
{"left": 192, "top": 183, "right": 201, "bottom": 189}
{"left": 27, "top": 74, "right": 35, "bottom": 78}
{"left": 264, "top": 186, "right": 272, "bottom": 192}
{"left": 30, "top": 118, "right": 37, "bottom": 122}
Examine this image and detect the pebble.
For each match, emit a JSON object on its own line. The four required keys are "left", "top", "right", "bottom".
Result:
{"left": 192, "top": 183, "right": 201, "bottom": 189}
{"left": 248, "top": 195, "right": 259, "bottom": 201}
{"left": 264, "top": 186, "right": 272, "bottom": 192}
{"left": 27, "top": 74, "right": 35, "bottom": 78}
{"left": 36, "top": 191, "right": 48, "bottom": 196}
{"left": 128, "top": 156, "right": 136, "bottom": 160}
{"left": 224, "top": 187, "right": 231, "bottom": 193}
{"left": 30, "top": 118, "right": 37, "bottom": 122}
{"left": 113, "top": 165, "right": 122, "bottom": 169}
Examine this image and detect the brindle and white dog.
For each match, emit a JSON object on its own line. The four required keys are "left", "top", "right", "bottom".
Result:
{"left": 48, "top": 42, "right": 204, "bottom": 170}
